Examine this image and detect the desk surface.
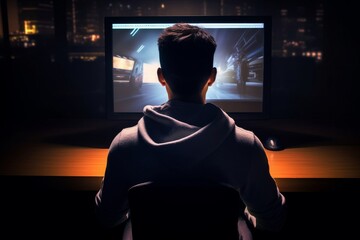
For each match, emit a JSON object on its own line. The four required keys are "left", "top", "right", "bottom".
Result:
{"left": 1, "top": 118, "right": 359, "bottom": 191}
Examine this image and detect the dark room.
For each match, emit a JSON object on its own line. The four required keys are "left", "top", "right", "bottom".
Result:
{"left": 1, "top": 0, "right": 359, "bottom": 239}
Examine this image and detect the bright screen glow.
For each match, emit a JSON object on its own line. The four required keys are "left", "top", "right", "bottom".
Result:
{"left": 105, "top": 16, "right": 271, "bottom": 119}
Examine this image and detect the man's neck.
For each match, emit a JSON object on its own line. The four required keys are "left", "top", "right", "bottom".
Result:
{"left": 170, "top": 95, "right": 205, "bottom": 104}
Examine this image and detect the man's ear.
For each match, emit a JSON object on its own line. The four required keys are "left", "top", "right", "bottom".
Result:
{"left": 157, "top": 68, "right": 166, "bottom": 86}
{"left": 207, "top": 67, "right": 217, "bottom": 86}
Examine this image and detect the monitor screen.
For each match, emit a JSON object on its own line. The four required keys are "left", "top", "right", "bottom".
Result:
{"left": 105, "top": 16, "right": 272, "bottom": 121}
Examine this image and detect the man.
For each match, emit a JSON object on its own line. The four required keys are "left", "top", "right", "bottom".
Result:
{"left": 95, "top": 23, "right": 286, "bottom": 239}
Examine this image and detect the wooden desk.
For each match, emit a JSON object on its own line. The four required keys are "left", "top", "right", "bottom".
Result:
{"left": 1, "top": 118, "right": 359, "bottom": 192}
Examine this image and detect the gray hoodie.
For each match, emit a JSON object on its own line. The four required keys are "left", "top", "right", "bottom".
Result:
{"left": 95, "top": 99, "right": 286, "bottom": 231}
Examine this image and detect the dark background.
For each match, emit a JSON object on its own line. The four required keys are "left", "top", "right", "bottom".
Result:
{"left": 1, "top": 0, "right": 359, "bottom": 128}
{"left": 1, "top": 1, "right": 359, "bottom": 239}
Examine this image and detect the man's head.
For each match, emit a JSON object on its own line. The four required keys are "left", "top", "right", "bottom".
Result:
{"left": 157, "top": 23, "right": 217, "bottom": 100}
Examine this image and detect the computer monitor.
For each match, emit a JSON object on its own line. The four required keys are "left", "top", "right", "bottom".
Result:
{"left": 104, "top": 15, "right": 272, "bottom": 121}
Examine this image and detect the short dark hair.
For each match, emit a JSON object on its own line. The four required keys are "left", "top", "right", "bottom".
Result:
{"left": 158, "top": 23, "right": 217, "bottom": 96}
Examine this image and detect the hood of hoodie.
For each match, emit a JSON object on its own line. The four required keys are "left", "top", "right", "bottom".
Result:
{"left": 138, "top": 100, "right": 235, "bottom": 166}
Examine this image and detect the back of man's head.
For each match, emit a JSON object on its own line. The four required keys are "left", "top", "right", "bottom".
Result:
{"left": 158, "top": 23, "right": 217, "bottom": 96}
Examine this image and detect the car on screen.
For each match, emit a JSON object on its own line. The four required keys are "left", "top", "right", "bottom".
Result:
{"left": 113, "top": 55, "right": 143, "bottom": 89}
{"left": 216, "top": 53, "right": 262, "bottom": 94}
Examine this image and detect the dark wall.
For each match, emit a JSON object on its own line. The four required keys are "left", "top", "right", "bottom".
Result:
{"left": 322, "top": 2, "right": 360, "bottom": 126}
{"left": 270, "top": 57, "right": 322, "bottom": 119}
{"left": 271, "top": 1, "right": 360, "bottom": 127}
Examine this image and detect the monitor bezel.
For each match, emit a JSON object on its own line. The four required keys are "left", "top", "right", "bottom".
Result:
{"left": 105, "top": 15, "right": 272, "bottom": 122}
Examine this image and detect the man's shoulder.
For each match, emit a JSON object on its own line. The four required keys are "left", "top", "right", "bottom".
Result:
{"left": 111, "top": 125, "right": 139, "bottom": 147}
{"left": 121, "top": 125, "right": 138, "bottom": 135}
{"left": 233, "top": 126, "right": 257, "bottom": 145}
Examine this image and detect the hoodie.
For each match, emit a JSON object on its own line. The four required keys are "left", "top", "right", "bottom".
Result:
{"left": 95, "top": 100, "right": 286, "bottom": 231}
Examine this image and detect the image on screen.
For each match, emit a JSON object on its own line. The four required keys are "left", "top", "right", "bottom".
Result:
{"left": 106, "top": 17, "right": 270, "bottom": 119}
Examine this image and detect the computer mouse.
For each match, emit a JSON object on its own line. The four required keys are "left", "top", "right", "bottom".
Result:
{"left": 263, "top": 136, "right": 284, "bottom": 151}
